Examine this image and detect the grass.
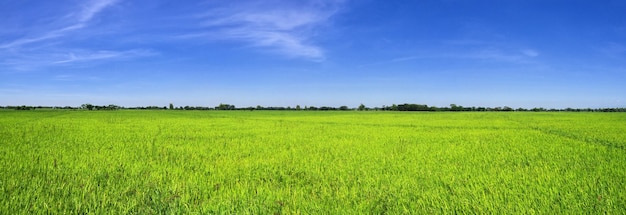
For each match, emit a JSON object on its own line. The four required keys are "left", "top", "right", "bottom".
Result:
{"left": 1, "top": 110, "right": 625, "bottom": 213}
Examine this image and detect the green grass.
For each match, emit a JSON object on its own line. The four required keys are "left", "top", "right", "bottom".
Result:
{"left": 1, "top": 110, "right": 625, "bottom": 214}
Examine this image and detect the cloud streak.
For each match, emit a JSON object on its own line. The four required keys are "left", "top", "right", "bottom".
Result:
{"left": 0, "top": 0, "right": 145, "bottom": 70}
{"left": 0, "top": 0, "right": 119, "bottom": 50}
{"left": 52, "top": 49, "right": 156, "bottom": 64}
{"left": 0, "top": 49, "right": 155, "bottom": 71}
{"left": 361, "top": 47, "right": 540, "bottom": 68}
{"left": 78, "top": 0, "right": 119, "bottom": 22}
{"left": 596, "top": 42, "right": 626, "bottom": 59}
{"left": 193, "top": 0, "right": 344, "bottom": 61}
{"left": 0, "top": 24, "right": 84, "bottom": 49}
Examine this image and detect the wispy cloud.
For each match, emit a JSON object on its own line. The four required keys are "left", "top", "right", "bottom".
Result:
{"left": 520, "top": 49, "right": 539, "bottom": 57}
{"left": 78, "top": 0, "right": 119, "bottom": 23}
{"left": 52, "top": 49, "right": 156, "bottom": 64}
{"left": 0, "top": 48, "right": 155, "bottom": 71}
{"left": 0, "top": 0, "right": 119, "bottom": 50}
{"left": 465, "top": 48, "right": 534, "bottom": 62}
{"left": 53, "top": 74, "right": 102, "bottom": 81}
{"left": 0, "top": 24, "right": 84, "bottom": 49}
{"left": 596, "top": 42, "right": 626, "bottom": 59}
{"left": 190, "top": 0, "right": 344, "bottom": 61}
{"left": 359, "top": 46, "right": 541, "bottom": 68}
{"left": 0, "top": 0, "right": 152, "bottom": 71}
{"left": 442, "top": 39, "right": 540, "bottom": 60}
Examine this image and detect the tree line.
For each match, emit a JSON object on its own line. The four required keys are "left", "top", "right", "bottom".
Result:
{"left": 2, "top": 103, "right": 626, "bottom": 112}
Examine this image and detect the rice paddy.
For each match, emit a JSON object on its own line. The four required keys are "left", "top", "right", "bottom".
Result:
{"left": 1, "top": 110, "right": 625, "bottom": 213}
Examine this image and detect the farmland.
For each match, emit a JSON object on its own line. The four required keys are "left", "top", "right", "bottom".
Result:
{"left": 1, "top": 110, "right": 625, "bottom": 213}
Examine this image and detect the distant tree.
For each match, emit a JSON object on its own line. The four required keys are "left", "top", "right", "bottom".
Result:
{"left": 391, "top": 104, "right": 398, "bottom": 111}
{"left": 358, "top": 104, "right": 366, "bottom": 111}
{"left": 16, "top": 105, "right": 32, "bottom": 110}
{"left": 107, "top": 104, "right": 120, "bottom": 110}
{"left": 169, "top": 103, "right": 174, "bottom": 110}
{"left": 339, "top": 105, "right": 349, "bottom": 111}
{"left": 531, "top": 107, "right": 545, "bottom": 112}
{"left": 450, "top": 104, "right": 463, "bottom": 111}
{"left": 216, "top": 103, "right": 235, "bottom": 110}
{"left": 319, "top": 106, "right": 334, "bottom": 110}
{"left": 296, "top": 105, "right": 301, "bottom": 111}
{"left": 397, "top": 103, "right": 429, "bottom": 111}
{"left": 81, "top": 103, "right": 94, "bottom": 110}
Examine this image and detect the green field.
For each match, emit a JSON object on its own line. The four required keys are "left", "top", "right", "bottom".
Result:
{"left": 1, "top": 110, "right": 625, "bottom": 214}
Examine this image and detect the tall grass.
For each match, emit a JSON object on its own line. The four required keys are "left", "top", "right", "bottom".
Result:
{"left": 1, "top": 110, "right": 625, "bottom": 213}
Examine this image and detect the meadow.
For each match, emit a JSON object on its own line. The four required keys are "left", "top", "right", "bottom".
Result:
{"left": 1, "top": 110, "right": 625, "bottom": 214}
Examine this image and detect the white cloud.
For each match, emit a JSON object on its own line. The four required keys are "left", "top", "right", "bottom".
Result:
{"left": 359, "top": 46, "right": 541, "bottom": 68}
{"left": 0, "top": 0, "right": 119, "bottom": 50}
{"left": 0, "top": 0, "right": 134, "bottom": 70}
{"left": 468, "top": 48, "right": 524, "bottom": 61}
{"left": 0, "top": 24, "right": 84, "bottom": 49}
{"left": 521, "top": 49, "right": 539, "bottom": 57}
{"left": 597, "top": 42, "right": 626, "bottom": 58}
{"left": 194, "top": 0, "right": 344, "bottom": 61}
{"left": 78, "top": 0, "right": 119, "bottom": 22}
{"left": 52, "top": 49, "right": 156, "bottom": 64}
{"left": 0, "top": 49, "right": 155, "bottom": 71}
{"left": 53, "top": 74, "right": 101, "bottom": 81}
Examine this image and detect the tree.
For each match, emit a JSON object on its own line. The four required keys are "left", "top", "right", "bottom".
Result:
{"left": 16, "top": 105, "right": 32, "bottom": 110}
{"left": 169, "top": 103, "right": 174, "bottom": 110}
{"left": 339, "top": 105, "right": 349, "bottom": 111}
{"left": 216, "top": 103, "right": 235, "bottom": 110}
{"left": 107, "top": 104, "right": 120, "bottom": 110}
{"left": 531, "top": 107, "right": 545, "bottom": 112}
{"left": 358, "top": 104, "right": 366, "bottom": 111}
{"left": 391, "top": 104, "right": 398, "bottom": 111}
{"left": 397, "top": 103, "right": 429, "bottom": 111}
{"left": 296, "top": 105, "right": 301, "bottom": 111}
{"left": 450, "top": 104, "right": 463, "bottom": 111}
{"left": 81, "top": 103, "right": 94, "bottom": 110}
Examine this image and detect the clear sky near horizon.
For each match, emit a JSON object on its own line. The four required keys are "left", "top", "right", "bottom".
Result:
{"left": 1, "top": 0, "right": 625, "bottom": 109}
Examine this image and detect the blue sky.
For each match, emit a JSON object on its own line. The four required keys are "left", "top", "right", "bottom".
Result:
{"left": 1, "top": 0, "right": 625, "bottom": 108}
